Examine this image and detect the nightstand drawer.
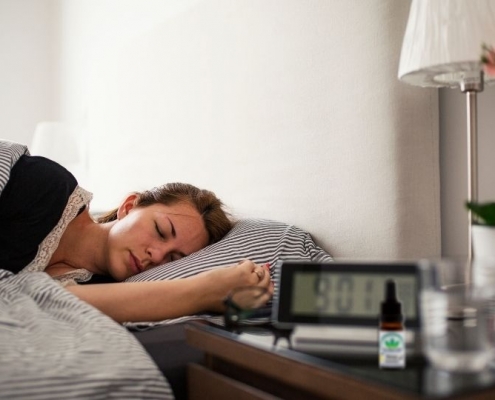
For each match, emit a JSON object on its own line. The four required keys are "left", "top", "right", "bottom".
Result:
{"left": 188, "top": 363, "right": 280, "bottom": 400}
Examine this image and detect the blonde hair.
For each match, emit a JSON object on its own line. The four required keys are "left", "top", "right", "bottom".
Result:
{"left": 97, "top": 182, "right": 233, "bottom": 245}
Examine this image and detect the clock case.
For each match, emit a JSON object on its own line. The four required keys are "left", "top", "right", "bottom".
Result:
{"left": 271, "top": 260, "right": 432, "bottom": 357}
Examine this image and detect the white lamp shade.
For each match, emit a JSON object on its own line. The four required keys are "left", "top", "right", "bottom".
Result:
{"left": 399, "top": 0, "right": 495, "bottom": 88}
{"left": 30, "top": 121, "right": 81, "bottom": 166}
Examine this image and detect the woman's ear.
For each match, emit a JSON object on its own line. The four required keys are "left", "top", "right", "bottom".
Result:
{"left": 116, "top": 194, "right": 139, "bottom": 220}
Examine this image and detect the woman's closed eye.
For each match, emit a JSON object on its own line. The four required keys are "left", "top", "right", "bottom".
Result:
{"left": 155, "top": 222, "right": 165, "bottom": 239}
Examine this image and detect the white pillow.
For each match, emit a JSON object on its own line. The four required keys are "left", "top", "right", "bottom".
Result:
{"left": 126, "top": 218, "right": 332, "bottom": 283}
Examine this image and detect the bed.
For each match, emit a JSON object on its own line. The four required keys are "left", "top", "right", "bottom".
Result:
{"left": 1, "top": 1, "right": 441, "bottom": 399}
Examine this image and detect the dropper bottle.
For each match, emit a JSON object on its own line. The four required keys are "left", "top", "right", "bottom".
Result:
{"left": 379, "top": 279, "right": 406, "bottom": 369}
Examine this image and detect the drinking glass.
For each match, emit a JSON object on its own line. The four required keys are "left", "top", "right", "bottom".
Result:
{"left": 420, "top": 260, "right": 495, "bottom": 373}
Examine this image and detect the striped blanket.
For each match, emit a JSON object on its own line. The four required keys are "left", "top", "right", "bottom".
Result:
{"left": 0, "top": 140, "right": 173, "bottom": 399}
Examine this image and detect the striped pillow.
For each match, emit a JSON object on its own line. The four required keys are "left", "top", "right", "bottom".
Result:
{"left": 124, "top": 218, "right": 332, "bottom": 328}
{"left": 126, "top": 218, "right": 332, "bottom": 283}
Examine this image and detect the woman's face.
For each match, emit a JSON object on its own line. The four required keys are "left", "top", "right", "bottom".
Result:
{"left": 105, "top": 197, "right": 209, "bottom": 281}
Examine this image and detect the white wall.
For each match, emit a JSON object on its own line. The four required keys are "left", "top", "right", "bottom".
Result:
{"left": 0, "top": 0, "right": 59, "bottom": 144}
{"left": 56, "top": 0, "right": 202, "bottom": 126}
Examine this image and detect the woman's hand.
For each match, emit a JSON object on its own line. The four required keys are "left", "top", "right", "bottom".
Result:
{"left": 197, "top": 260, "right": 273, "bottom": 313}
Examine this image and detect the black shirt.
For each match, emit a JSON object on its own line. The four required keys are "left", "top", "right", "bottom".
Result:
{"left": 0, "top": 155, "right": 77, "bottom": 273}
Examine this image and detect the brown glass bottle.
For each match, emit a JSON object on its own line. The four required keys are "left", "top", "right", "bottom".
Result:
{"left": 379, "top": 280, "right": 406, "bottom": 369}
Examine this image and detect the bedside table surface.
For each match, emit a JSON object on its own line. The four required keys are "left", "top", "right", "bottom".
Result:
{"left": 185, "top": 321, "right": 495, "bottom": 400}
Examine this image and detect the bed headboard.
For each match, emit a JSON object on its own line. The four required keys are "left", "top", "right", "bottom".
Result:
{"left": 83, "top": 0, "right": 440, "bottom": 260}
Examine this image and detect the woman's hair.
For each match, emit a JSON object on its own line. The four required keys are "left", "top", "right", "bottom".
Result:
{"left": 96, "top": 182, "right": 233, "bottom": 245}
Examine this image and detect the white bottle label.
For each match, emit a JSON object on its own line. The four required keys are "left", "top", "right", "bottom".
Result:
{"left": 379, "top": 330, "right": 406, "bottom": 368}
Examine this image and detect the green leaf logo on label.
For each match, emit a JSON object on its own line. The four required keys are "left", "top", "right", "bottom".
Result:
{"left": 381, "top": 333, "right": 403, "bottom": 350}
{"left": 385, "top": 337, "right": 400, "bottom": 349}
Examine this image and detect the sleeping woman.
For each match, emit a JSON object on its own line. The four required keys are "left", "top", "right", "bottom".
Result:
{"left": 0, "top": 147, "right": 273, "bottom": 323}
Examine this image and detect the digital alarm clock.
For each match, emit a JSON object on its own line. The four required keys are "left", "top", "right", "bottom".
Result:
{"left": 271, "top": 260, "right": 430, "bottom": 356}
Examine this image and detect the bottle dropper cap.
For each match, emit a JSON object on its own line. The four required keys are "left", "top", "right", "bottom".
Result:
{"left": 381, "top": 280, "right": 403, "bottom": 323}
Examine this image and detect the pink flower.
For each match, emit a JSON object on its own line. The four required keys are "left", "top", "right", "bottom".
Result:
{"left": 481, "top": 44, "right": 495, "bottom": 76}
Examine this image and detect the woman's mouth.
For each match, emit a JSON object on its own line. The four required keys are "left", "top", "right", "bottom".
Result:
{"left": 129, "top": 252, "right": 143, "bottom": 275}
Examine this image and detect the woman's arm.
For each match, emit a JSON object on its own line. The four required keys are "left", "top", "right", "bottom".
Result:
{"left": 67, "top": 260, "right": 272, "bottom": 323}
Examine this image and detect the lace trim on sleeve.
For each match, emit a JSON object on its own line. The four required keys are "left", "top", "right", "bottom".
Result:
{"left": 21, "top": 186, "right": 93, "bottom": 283}
{"left": 54, "top": 269, "right": 93, "bottom": 287}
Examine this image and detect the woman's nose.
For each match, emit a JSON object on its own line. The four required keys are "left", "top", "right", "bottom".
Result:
{"left": 147, "top": 243, "right": 171, "bottom": 265}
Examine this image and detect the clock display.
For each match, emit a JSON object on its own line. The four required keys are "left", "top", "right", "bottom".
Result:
{"left": 273, "top": 261, "right": 422, "bottom": 328}
{"left": 291, "top": 272, "right": 417, "bottom": 319}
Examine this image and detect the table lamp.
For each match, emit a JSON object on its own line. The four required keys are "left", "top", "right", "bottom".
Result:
{"left": 398, "top": 0, "right": 495, "bottom": 266}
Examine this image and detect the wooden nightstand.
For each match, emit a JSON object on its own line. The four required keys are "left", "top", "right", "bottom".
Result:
{"left": 185, "top": 321, "right": 495, "bottom": 400}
